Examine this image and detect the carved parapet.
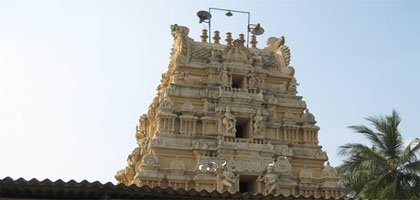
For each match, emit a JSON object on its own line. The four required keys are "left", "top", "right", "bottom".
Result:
{"left": 218, "top": 86, "right": 263, "bottom": 101}
{"left": 218, "top": 137, "right": 273, "bottom": 152}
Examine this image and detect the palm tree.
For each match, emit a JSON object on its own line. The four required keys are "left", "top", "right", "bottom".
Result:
{"left": 339, "top": 110, "right": 420, "bottom": 199}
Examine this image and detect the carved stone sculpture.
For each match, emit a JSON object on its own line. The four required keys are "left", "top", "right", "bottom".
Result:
{"left": 247, "top": 71, "right": 259, "bottom": 89}
{"left": 127, "top": 147, "right": 142, "bottom": 168}
{"left": 222, "top": 107, "right": 236, "bottom": 135}
{"left": 253, "top": 109, "right": 265, "bottom": 136}
{"left": 115, "top": 166, "right": 135, "bottom": 186}
{"left": 218, "top": 66, "right": 230, "bottom": 87}
{"left": 220, "top": 170, "right": 236, "bottom": 193}
{"left": 142, "top": 152, "right": 158, "bottom": 166}
{"left": 170, "top": 24, "right": 190, "bottom": 64}
{"left": 259, "top": 166, "right": 280, "bottom": 195}
{"left": 264, "top": 36, "right": 294, "bottom": 76}
{"left": 287, "top": 78, "right": 298, "bottom": 95}
{"left": 136, "top": 115, "right": 148, "bottom": 141}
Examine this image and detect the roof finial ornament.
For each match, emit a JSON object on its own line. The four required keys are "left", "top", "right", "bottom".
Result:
{"left": 213, "top": 31, "right": 221, "bottom": 44}
{"left": 201, "top": 29, "right": 208, "bottom": 43}
{"left": 238, "top": 34, "right": 245, "bottom": 47}
{"left": 196, "top": 8, "right": 264, "bottom": 47}
{"left": 225, "top": 32, "right": 233, "bottom": 47}
{"left": 250, "top": 35, "right": 257, "bottom": 48}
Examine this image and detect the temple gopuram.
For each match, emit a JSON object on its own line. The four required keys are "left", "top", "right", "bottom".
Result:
{"left": 115, "top": 24, "right": 344, "bottom": 198}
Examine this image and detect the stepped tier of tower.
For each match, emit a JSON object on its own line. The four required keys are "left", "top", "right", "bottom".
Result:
{"left": 115, "top": 24, "right": 343, "bottom": 198}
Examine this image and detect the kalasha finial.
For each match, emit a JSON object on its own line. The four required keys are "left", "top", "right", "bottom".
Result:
{"left": 213, "top": 31, "right": 221, "bottom": 44}
{"left": 250, "top": 35, "right": 257, "bottom": 48}
{"left": 201, "top": 29, "right": 208, "bottom": 43}
{"left": 238, "top": 34, "right": 245, "bottom": 47}
{"left": 226, "top": 32, "right": 233, "bottom": 47}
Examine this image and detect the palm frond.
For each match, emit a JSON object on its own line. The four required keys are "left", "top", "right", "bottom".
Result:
{"left": 347, "top": 125, "right": 386, "bottom": 151}
{"left": 365, "top": 110, "right": 403, "bottom": 159}
{"left": 339, "top": 143, "right": 389, "bottom": 172}
{"left": 399, "top": 138, "right": 420, "bottom": 168}
{"left": 341, "top": 110, "right": 418, "bottom": 198}
{"left": 402, "top": 160, "right": 420, "bottom": 173}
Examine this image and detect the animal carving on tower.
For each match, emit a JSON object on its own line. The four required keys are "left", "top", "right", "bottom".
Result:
{"left": 264, "top": 36, "right": 295, "bottom": 76}
{"left": 170, "top": 24, "right": 192, "bottom": 64}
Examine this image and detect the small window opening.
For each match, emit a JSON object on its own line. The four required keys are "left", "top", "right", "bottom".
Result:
{"left": 232, "top": 75, "right": 245, "bottom": 89}
{"left": 235, "top": 118, "right": 250, "bottom": 138}
{"left": 239, "top": 175, "right": 258, "bottom": 194}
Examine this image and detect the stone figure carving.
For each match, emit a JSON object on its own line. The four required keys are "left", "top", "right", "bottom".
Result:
{"left": 221, "top": 170, "right": 237, "bottom": 193}
{"left": 264, "top": 36, "right": 295, "bottom": 76}
{"left": 193, "top": 140, "right": 209, "bottom": 149}
{"left": 259, "top": 166, "right": 280, "bottom": 195}
{"left": 222, "top": 107, "right": 236, "bottom": 135}
{"left": 139, "top": 139, "right": 150, "bottom": 155}
{"left": 224, "top": 39, "right": 250, "bottom": 63}
{"left": 172, "top": 71, "right": 184, "bottom": 82}
{"left": 301, "top": 108, "right": 316, "bottom": 125}
{"left": 287, "top": 78, "right": 298, "bottom": 95}
{"left": 247, "top": 71, "right": 260, "bottom": 89}
{"left": 160, "top": 99, "right": 174, "bottom": 110}
{"left": 136, "top": 114, "right": 148, "bottom": 141}
{"left": 218, "top": 66, "right": 230, "bottom": 87}
{"left": 127, "top": 147, "right": 142, "bottom": 168}
{"left": 142, "top": 152, "right": 158, "bottom": 166}
{"left": 115, "top": 168, "right": 128, "bottom": 185}
{"left": 253, "top": 109, "right": 265, "bottom": 136}
{"left": 115, "top": 166, "right": 135, "bottom": 186}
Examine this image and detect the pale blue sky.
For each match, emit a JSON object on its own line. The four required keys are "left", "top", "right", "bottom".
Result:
{"left": 0, "top": 0, "right": 419, "bottom": 183}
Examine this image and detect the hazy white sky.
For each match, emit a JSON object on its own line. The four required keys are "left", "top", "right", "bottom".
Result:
{"left": 0, "top": 0, "right": 419, "bottom": 183}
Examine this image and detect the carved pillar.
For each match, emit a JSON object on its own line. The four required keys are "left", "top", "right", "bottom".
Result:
{"left": 156, "top": 113, "right": 176, "bottom": 135}
{"left": 180, "top": 115, "right": 198, "bottom": 136}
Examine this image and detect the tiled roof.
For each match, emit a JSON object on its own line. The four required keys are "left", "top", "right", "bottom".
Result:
{"left": 0, "top": 177, "right": 347, "bottom": 199}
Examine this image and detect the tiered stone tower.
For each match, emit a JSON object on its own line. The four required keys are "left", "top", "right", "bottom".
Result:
{"left": 115, "top": 24, "right": 343, "bottom": 198}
